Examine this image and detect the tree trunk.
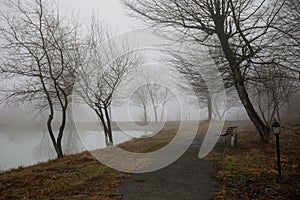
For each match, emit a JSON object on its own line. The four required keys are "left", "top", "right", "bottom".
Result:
{"left": 47, "top": 114, "right": 64, "bottom": 158}
{"left": 149, "top": 93, "right": 158, "bottom": 122}
{"left": 215, "top": 22, "right": 270, "bottom": 143}
{"left": 235, "top": 79, "right": 270, "bottom": 143}
{"left": 56, "top": 109, "right": 67, "bottom": 158}
{"left": 153, "top": 105, "right": 158, "bottom": 122}
{"left": 207, "top": 95, "right": 212, "bottom": 121}
{"left": 104, "top": 106, "right": 114, "bottom": 145}
{"left": 143, "top": 104, "right": 148, "bottom": 124}
{"left": 95, "top": 107, "right": 112, "bottom": 147}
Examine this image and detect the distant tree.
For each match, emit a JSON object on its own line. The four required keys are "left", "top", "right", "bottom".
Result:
{"left": 77, "top": 19, "right": 142, "bottom": 146}
{"left": 167, "top": 47, "right": 240, "bottom": 121}
{"left": 131, "top": 85, "right": 151, "bottom": 123}
{"left": 130, "top": 69, "right": 174, "bottom": 123}
{"left": 252, "top": 64, "right": 299, "bottom": 126}
{"left": 123, "top": 0, "right": 300, "bottom": 143}
{"left": 0, "top": 0, "right": 81, "bottom": 158}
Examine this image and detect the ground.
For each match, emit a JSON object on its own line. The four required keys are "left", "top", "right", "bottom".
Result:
{"left": 113, "top": 134, "right": 220, "bottom": 200}
{"left": 0, "top": 121, "right": 300, "bottom": 199}
{"left": 207, "top": 124, "right": 300, "bottom": 199}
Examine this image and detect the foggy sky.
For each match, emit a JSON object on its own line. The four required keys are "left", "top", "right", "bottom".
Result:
{"left": 63, "top": 0, "right": 144, "bottom": 33}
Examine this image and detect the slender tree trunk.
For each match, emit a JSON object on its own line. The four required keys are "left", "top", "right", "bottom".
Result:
{"left": 207, "top": 95, "right": 212, "bottom": 121}
{"left": 160, "top": 101, "right": 167, "bottom": 121}
{"left": 56, "top": 106, "right": 67, "bottom": 158}
{"left": 95, "top": 108, "right": 111, "bottom": 147}
{"left": 143, "top": 104, "right": 148, "bottom": 124}
{"left": 47, "top": 114, "right": 64, "bottom": 158}
{"left": 104, "top": 106, "right": 113, "bottom": 145}
{"left": 148, "top": 88, "right": 158, "bottom": 122}
{"left": 43, "top": 88, "right": 64, "bottom": 158}
{"left": 152, "top": 103, "right": 158, "bottom": 122}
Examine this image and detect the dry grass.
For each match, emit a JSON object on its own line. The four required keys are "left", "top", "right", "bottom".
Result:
{"left": 207, "top": 124, "right": 300, "bottom": 200}
{"left": 118, "top": 121, "right": 209, "bottom": 153}
{"left": 118, "top": 129, "right": 178, "bottom": 153}
{"left": 0, "top": 121, "right": 204, "bottom": 199}
{"left": 3, "top": 121, "right": 299, "bottom": 199}
{"left": 0, "top": 152, "right": 126, "bottom": 199}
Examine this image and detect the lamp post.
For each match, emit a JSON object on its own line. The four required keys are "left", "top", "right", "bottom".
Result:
{"left": 272, "top": 121, "right": 281, "bottom": 178}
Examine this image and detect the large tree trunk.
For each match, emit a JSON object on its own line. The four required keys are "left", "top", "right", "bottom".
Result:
{"left": 215, "top": 21, "right": 270, "bottom": 143}
{"left": 235, "top": 79, "right": 270, "bottom": 143}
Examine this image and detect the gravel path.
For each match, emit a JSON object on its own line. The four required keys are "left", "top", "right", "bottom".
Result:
{"left": 113, "top": 134, "right": 225, "bottom": 200}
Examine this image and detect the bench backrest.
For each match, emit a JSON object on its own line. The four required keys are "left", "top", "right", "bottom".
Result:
{"left": 225, "top": 126, "right": 238, "bottom": 134}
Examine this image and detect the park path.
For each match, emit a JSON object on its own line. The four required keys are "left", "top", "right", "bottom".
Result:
{"left": 113, "top": 134, "right": 225, "bottom": 200}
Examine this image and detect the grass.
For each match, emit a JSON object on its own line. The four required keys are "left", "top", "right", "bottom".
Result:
{"left": 0, "top": 152, "right": 126, "bottom": 199}
{"left": 118, "top": 128, "right": 178, "bottom": 153}
{"left": 0, "top": 121, "right": 201, "bottom": 199}
{"left": 2, "top": 121, "right": 299, "bottom": 199}
{"left": 206, "top": 124, "right": 300, "bottom": 200}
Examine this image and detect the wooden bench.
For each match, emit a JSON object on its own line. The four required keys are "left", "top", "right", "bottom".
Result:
{"left": 217, "top": 126, "right": 238, "bottom": 144}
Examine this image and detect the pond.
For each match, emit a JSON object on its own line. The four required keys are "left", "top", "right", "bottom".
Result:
{"left": 0, "top": 127, "right": 150, "bottom": 172}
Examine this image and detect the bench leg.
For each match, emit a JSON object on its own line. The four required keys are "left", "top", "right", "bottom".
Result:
{"left": 218, "top": 135, "right": 229, "bottom": 144}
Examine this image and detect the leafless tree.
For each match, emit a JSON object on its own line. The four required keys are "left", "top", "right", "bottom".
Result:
{"left": 130, "top": 69, "right": 174, "bottom": 123}
{"left": 0, "top": 0, "right": 81, "bottom": 157}
{"left": 252, "top": 64, "right": 299, "bottom": 126}
{"left": 167, "top": 47, "right": 240, "bottom": 121}
{"left": 76, "top": 19, "right": 142, "bottom": 146}
{"left": 131, "top": 85, "right": 151, "bottom": 123}
{"left": 123, "top": 0, "right": 300, "bottom": 143}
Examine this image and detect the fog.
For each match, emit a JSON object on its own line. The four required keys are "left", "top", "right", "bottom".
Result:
{"left": 0, "top": 0, "right": 299, "bottom": 172}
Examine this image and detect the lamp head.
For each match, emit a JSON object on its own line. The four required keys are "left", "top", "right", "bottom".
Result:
{"left": 272, "top": 121, "right": 281, "bottom": 135}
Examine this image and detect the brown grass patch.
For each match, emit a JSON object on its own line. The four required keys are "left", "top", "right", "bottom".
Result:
{"left": 0, "top": 152, "right": 127, "bottom": 199}
{"left": 207, "top": 124, "right": 300, "bottom": 199}
{"left": 0, "top": 121, "right": 203, "bottom": 199}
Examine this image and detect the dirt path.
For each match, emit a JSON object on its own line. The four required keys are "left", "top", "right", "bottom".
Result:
{"left": 113, "top": 134, "right": 225, "bottom": 200}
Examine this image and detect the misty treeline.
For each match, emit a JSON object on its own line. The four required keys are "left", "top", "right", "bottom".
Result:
{"left": 130, "top": 68, "right": 175, "bottom": 124}
{"left": 123, "top": 0, "right": 300, "bottom": 143}
{"left": 0, "top": 0, "right": 142, "bottom": 158}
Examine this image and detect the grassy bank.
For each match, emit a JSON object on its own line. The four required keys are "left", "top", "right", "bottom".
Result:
{"left": 0, "top": 121, "right": 196, "bottom": 199}
{"left": 207, "top": 124, "right": 300, "bottom": 199}
{"left": 2, "top": 121, "right": 299, "bottom": 199}
{"left": 0, "top": 152, "right": 125, "bottom": 199}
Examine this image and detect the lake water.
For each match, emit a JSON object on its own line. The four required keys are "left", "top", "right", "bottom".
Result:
{"left": 0, "top": 127, "right": 151, "bottom": 172}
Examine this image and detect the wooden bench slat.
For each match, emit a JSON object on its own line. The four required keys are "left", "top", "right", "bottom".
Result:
{"left": 218, "top": 126, "right": 238, "bottom": 136}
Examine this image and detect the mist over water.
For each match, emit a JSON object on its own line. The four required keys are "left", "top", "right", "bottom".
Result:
{"left": 0, "top": 126, "right": 151, "bottom": 171}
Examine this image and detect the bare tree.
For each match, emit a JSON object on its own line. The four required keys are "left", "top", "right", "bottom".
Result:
{"left": 130, "top": 68, "right": 174, "bottom": 123}
{"left": 0, "top": 0, "right": 80, "bottom": 157}
{"left": 77, "top": 19, "right": 142, "bottom": 146}
{"left": 167, "top": 47, "right": 239, "bottom": 121}
{"left": 252, "top": 64, "right": 299, "bottom": 126}
{"left": 131, "top": 85, "right": 151, "bottom": 123}
{"left": 169, "top": 56, "right": 213, "bottom": 120}
{"left": 123, "top": 0, "right": 300, "bottom": 143}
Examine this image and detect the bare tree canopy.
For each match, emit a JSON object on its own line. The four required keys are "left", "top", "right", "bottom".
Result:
{"left": 0, "top": 0, "right": 81, "bottom": 157}
{"left": 123, "top": 0, "right": 300, "bottom": 143}
{"left": 166, "top": 45, "right": 240, "bottom": 121}
{"left": 130, "top": 69, "right": 174, "bottom": 123}
{"left": 75, "top": 18, "right": 143, "bottom": 146}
